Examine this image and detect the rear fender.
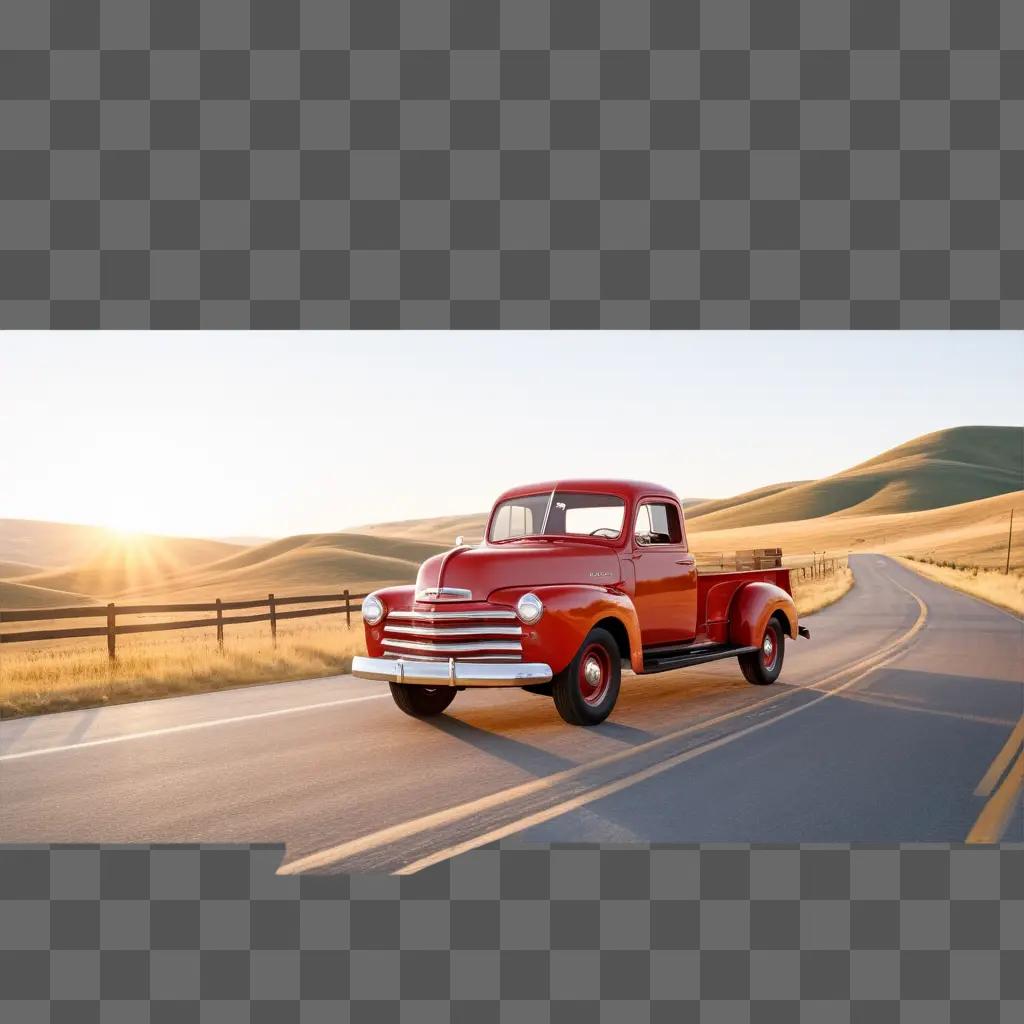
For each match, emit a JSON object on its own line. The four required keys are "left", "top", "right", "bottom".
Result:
{"left": 488, "top": 585, "right": 643, "bottom": 675}
{"left": 727, "top": 581, "right": 799, "bottom": 648}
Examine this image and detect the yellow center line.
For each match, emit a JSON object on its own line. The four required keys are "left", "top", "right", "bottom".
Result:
{"left": 396, "top": 587, "right": 928, "bottom": 875}
{"left": 967, "top": 744, "right": 1024, "bottom": 844}
{"left": 974, "top": 714, "right": 1024, "bottom": 797}
{"left": 280, "top": 576, "right": 928, "bottom": 876}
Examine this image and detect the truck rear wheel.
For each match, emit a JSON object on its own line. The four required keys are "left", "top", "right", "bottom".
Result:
{"left": 739, "top": 615, "right": 785, "bottom": 685}
{"left": 552, "top": 628, "right": 621, "bottom": 726}
{"left": 389, "top": 684, "right": 457, "bottom": 718}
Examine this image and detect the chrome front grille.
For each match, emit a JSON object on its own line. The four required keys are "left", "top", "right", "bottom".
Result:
{"left": 382, "top": 606, "right": 523, "bottom": 661}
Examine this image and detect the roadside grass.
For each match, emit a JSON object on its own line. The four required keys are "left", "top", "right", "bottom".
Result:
{"left": 896, "top": 556, "right": 1024, "bottom": 617}
{"left": 790, "top": 564, "right": 854, "bottom": 616}
{"left": 0, "top": 618, "right": 367, "bottom": 720}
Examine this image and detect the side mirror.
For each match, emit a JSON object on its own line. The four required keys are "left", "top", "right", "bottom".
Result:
{"left": 455, "top": 535, "right": 465, "bottom": 546}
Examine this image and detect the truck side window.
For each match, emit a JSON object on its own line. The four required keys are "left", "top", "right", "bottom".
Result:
{"left": 634, "top": 502, "right": 683, "bottom": 546}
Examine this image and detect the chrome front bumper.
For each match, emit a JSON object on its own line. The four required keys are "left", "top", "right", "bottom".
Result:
{"left": 352, "top": 656, "right": 553, "bottom": 688}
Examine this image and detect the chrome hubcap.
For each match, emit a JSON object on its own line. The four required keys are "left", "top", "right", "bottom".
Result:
{"left": 763, "top": 636, "right": 773, "bottom": 657}
{"left": 583, "top": 657, "right": 602, "bottom": 686}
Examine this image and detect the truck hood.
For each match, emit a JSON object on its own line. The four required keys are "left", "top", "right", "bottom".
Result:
{"left": 416, "top": 542, "right": 621, "bottom": 600}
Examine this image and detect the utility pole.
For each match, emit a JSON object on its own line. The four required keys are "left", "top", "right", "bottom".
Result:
{"left": 1006, "top": 508, "right": 1015, "bottom": 576}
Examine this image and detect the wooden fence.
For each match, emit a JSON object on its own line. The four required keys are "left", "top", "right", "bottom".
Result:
{"left": 0, "top": 591, "right": 368, "bottom": 661}
{"left": 796, "top": 556, "right": 841, "bottom": 580}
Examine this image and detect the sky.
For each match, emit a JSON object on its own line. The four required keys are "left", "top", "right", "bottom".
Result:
{"left": 2, "top": 331, "right": 1021, "bottom": 539}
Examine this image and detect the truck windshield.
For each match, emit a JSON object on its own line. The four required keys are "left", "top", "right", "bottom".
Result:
{"left": 489, "top": 491, "right": 626, "bottom": 542}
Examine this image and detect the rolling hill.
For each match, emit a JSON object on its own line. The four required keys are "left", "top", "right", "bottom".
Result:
{"left": 0, "top": 518, "right": 242, "bottom": 571}
{"left": 688, "top": 489, "right": 1023, "bottom": 570}
{"left": 17, "top": 532, "right": 246, "bottom": 598}
{"left": 354, "top": 513, "right": 491, "bottom": 545}
{"left": 686, "top": 426, "right": 1022, "bottom": 530}
{"left": 0, "top": 560, "right": 44, "bottom": 579}
{"left": 685, "top": 482, "right": 809, "bottom": 521}
{"left": 109, "top": 532, "right": 449, "bottom": 601}
{"left": 0, "top": 579, "right": 98, "bottom": 610}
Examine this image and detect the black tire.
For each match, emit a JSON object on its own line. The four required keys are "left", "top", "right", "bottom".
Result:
{"left": 738, "top": 615, "right": 785, "bottom": 685}
{"left": 389, "top": 683, "right": 457, "bottom": 718}
{"left": 551, "top": 627, "right": 622, "bottom": 726}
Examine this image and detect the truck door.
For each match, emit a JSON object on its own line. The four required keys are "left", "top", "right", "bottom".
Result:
{"left": 629, "top": 499, "right": 698, "bottom": 645}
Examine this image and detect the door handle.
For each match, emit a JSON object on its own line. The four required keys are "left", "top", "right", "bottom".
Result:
{"left": 675, "top": 558, "right": 694, "bottom": 565}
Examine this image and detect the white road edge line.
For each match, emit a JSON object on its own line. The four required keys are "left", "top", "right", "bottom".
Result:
{"left": 0, "top": 693, "right": 389, "bottom": 762}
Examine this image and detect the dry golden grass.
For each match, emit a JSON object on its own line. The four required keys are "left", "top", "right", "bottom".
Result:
{"left": 0, "top": 617, "right": 367, "bottom": 719}
{"left": 790, "top": 565, "right": 854, "bottom": 616}
{"left": 896, "top": 557, "right": 1024, "bottom": 618}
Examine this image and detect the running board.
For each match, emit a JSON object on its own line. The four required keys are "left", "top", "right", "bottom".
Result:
{"left": 641, "top": 644, "right": 758, "bottom": 674}
{"left": 799, "top": 626, "right": 810, "bottom": 639}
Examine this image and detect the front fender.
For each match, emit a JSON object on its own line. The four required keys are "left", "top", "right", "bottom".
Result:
{"left": 489, "top": 585, "right": 643, "bottom": 675}
{"left": 363, "top": 584, "right": 415, "bottom": 656}
{"left": 728, "top": 582, "right": 799, "bottom": 648}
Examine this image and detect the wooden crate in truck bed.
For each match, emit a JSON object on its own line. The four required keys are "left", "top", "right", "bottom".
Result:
{"left": 734, "top": 548, "right": 783, "bottom": 570}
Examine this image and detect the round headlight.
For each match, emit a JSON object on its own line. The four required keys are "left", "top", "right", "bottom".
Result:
{"left": 362, "top": 594, "right": 385, "bottom": 626}
{"left": 516, "top": 592, "right": 543, "bottom": 625}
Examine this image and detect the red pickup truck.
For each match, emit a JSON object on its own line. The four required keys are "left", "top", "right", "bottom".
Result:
{"left": 353, "top": 480, "right": 808, "bottom": 726}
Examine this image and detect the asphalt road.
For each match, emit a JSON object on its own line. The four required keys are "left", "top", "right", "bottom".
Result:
{"left": 2, "top": 555, "right": 1021, "bottom": 872}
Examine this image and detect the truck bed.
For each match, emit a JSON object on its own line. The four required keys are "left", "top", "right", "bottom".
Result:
{"left": 696, "top": 567, "right": 792, "bottom": 645}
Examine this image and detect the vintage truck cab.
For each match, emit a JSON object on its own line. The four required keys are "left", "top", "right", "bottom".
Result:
{"left": 352, "top": 480, "right": 808, "bottom": 725}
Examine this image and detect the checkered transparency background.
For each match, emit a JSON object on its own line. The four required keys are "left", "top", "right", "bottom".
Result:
{"left": 2, "top": 844, "right": 1024, "bottom": 1022}
{"left": 3, "top": 0, "right": 1024, "bottom": 1017}
{"left": 0, "top": 0, "right": 1022, "bottom": 328}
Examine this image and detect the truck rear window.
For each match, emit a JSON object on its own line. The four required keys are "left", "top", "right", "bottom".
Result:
{"left": 489, "top": 492, "right": 626, "bottom": 541}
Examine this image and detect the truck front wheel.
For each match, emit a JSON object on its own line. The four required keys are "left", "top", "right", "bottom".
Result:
{"left": 389, "top": 684, "right": 457, "bottom": 718}
{"left": 551, "top": 628, "right": 621, "bottom": 726}
{"left": 739, "top": 615, "right": 785, "bottom": 685}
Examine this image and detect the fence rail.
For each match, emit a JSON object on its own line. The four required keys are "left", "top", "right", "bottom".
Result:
{"left": 0, "top": 590, "right": 368, "bottom": 660}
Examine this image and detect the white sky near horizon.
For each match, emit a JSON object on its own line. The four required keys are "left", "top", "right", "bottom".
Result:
{"left": 1, "top": 331, "right": 1021, "bottom": 539}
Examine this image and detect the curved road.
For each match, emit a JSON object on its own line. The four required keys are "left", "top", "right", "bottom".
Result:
{"left": 2, "top": 555, "right": 1021, "bottom": 872}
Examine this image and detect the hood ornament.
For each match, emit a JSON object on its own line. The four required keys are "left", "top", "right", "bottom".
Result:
{"left": 415, "top": 586, "right": 473, "bottom": 603}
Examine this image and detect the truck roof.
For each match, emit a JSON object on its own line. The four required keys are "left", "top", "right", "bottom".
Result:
{"left": 493, "top": 479, "right": 680, "bottom": 505}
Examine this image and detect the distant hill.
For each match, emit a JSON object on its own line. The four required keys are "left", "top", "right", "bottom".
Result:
{"left": 685, "top": 482, "right": 809, "bottom": 522}
{"left": 689, "top": 488, "right": 1023, "bottom": 570}
{"left": 0, "top": 560, "right": 44, "bottom": 579}
{"left": 687, "top": 426, "right": 1022, "bottom": 530}
{"left": 120, "top": 532, "right": 449, "bottom": 601}
{"left": 354, "top": 513, "right": 491, "bottom": 545}
{"left": 0, "top": 579, "right": 98, "bottom": 610}
{"left": 0, "top": 518, "right": 242, "bottom": 572}
{"left": 17, "top": 534, "right": 243, "bottom": 597}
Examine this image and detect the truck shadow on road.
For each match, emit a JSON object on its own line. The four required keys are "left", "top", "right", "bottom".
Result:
{"left": 422, "top": 711, "right": 657, "bottom": 778}
{"left": 423, "top": 713, "right": 578, "bottom": 777}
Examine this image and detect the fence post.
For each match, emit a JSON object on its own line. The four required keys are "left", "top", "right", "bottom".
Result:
{"left": 344, "top": 589, "right": 351, "bottom": 629}
{"left": 268, "top": 593, "right": 277, "bottom": 647}
{"left": 216, "top": 598, "right": 224, "bottom": 650}
{"left": 106, "top": 603, "right": 116, "bottom": 662}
